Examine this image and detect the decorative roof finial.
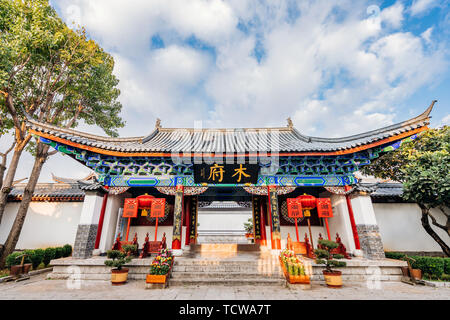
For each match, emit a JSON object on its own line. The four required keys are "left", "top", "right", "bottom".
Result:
{"left": 155, "top": 118, "right": 161, "bottom": 129}
{"left": 287, "top": 117, "right": 293, "bottom": 129}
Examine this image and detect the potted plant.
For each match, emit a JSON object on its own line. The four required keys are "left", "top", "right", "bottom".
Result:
{"left": 146, "top": 259, "right": 171, "bottom": 288}
{"left": 104, "top": 250, "right": 132, "bottom": 285}
{"left": 244, "top": 218, "right": 254, "bottom": 243}
{"left": 315, "top": 239, "right": 347, "bottom": 288}
{"left": 6, "top": 252, "right": 32, "bottom": 276}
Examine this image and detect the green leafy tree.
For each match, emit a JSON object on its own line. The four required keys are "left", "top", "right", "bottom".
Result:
{"left": 361, "top": 126, "right": 450, "bottom": 256}
{"left": 0, "top": 0, "right": 124, "bottom": 268}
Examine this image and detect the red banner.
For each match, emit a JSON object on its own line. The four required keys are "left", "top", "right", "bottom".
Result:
{"left": 150, "top": 198, "right": 166, "bottom": 218}
{"left": 317, "top": 198, "right": 333, "bottom": 218}
{"left": 123, "top": 198, "right": 139, "bottom": 218}
{"left": 287, "top": 198, "right": 303, "bottom": 218}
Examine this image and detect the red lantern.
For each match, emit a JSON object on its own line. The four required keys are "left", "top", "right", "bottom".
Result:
{"left": 136, "top": 194, "right": 154, "bottom": 208}
{"left": 297, "top": 194, "right": 316, "bottom": 210}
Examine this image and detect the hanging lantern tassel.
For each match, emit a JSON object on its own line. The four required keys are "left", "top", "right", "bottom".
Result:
{"left": 141, "top": 209, "right": 148, "bottom": 216}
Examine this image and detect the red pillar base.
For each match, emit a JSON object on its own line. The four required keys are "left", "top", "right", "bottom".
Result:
{"left": 172, "top": 239, "right": 181, "bottom": 250}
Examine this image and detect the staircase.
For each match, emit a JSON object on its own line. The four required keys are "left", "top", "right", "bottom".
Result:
{"left": 170, "top": 244, "right": 286, "bottom": 286}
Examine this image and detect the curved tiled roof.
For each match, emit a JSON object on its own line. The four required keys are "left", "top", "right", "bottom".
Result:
{"left": 27, "top": 101, "right": 435, "bottom": 155}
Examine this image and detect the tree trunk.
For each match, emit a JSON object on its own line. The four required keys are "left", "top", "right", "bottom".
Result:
{"left": 0, "top": 147, "right": 25, "bottom": 225}
{"left": 419, "top": 203, "right": 450, "bottom": 257}
{"left": 0, "top": 143, "right": 49, "bottom": 268}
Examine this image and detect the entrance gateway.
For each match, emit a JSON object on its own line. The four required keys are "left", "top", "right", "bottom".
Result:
{"left": 27, "top": 103, "right": 434, "bottom": 260}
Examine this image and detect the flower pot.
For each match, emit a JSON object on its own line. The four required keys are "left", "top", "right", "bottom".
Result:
{"left": 146, "top": 274, "right": 167, "bottom": 283}
{"left": 9, "top": 264, "right": 32, "bottom": 276}
{"left": 111, "top": 268, "right": 129, "bottom": 285}
{"left": 410, "top": 269, "right": 422, "bottom": 280}
{"left": 323, "top": 270, "right": 343, "bottom": 288}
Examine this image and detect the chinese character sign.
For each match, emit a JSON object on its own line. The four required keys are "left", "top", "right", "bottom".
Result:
{"left": 123, "top": 198, "right": 138, "bottom": 218}
{"left": 287, "top": 198, "right": 303, "bottom": 218}
{"left": 317, "top": 198, "right": 333, "bottom": 218}
{"left": 194, "top": 163, "right": 259, "bottom": 184}
{"left": 150, "top": 198, "right": 166, "bottom": 218}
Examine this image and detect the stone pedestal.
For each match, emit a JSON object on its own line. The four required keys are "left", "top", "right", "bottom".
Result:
{"left": 72, "top": 191, "right": 105, "bottom": 259}
{"left": 351, "top": 193, "right": 385, "bottom": 260}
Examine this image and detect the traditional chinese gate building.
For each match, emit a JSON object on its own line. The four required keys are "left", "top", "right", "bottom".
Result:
{"left": 26, "top": 102, "right": 435, "bottom": 260}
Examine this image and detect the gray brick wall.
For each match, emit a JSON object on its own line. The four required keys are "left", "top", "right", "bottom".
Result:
{"left": 73, "top": 224, "right": 98, "bottom": 259}
{"left": 356, "top": 224, "right": 385, "bottom": 260}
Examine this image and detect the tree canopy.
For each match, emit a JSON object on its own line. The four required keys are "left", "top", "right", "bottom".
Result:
{"left": 361, "top": 126, "right": 449, "bottom": 256}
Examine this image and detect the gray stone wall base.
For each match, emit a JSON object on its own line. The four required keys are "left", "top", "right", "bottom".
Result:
{"left": 73, "top": 224, "right": 98, "bottom": 259}
{"left": 356, "top": 224, "right": 385, "bottom": 260}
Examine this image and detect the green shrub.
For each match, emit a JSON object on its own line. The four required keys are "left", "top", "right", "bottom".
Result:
{"left": 54, "top": 247, "right": 64, "bottom": 259}
{"left": 409, "top": 256, "right": 445, "bottom": 279}
{"left": 25, "top": 249, "right": 44, "bottom": 270}
{"left": 104, "top": 250, "right": 131, "bottom": 270}
{"left": 384, "top": 252, "right": 406, "bottom": 260}
{"left": 43, "top": 247, "right": 56, "bottom": 267}
{"left": 444, "top": 258, "right": 450, "bottom": 275}
{"left": 441, "top": 274, "right": 450, "bottom": 282}
{"left": 5, "top": 252, "right": 31, "bottom": 268}
{"left": 62, "top": 244, "right": 72, "bottom": 257}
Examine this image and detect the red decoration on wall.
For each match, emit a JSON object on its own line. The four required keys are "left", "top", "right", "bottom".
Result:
{"left": 287, "top": 198, "right": 303, "bottom": 218}
{"left": 151, "top": 198, "right": 166, "bottom": 218}
{"left": 317, "top": 198, "right": 333, "bottom": 218}
{"left": 123, "top": 198, "right": 138, "bottom": 218}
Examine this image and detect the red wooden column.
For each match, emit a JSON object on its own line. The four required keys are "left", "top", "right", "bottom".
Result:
{"left": 259, "top": 198, "right": 267, "bottom": 246}
{"left": 94, "top": 186, "right": 109, "bottom": 249}
{"left": 267, "top": 186, "right": 281, "bottom": 250}
{"left": 171, "top": 185, "right": 184, "bottom": 252}
{"left": 345, "top": 185, "right": 361, "bottom": 250}
{"left": 184, "top": 197, "right": 191, "bottom": 246}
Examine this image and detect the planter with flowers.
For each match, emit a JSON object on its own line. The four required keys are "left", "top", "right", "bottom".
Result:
{"left": 145, "top": 248, "right": 174, "bottom": 288}
{"left": 279, "top": 249, "right": 310, "bottom": 284}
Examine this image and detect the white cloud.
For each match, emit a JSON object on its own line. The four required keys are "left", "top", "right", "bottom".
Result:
{"left": 4, "top": 0, "right": 447, "bottom": 182}
{"left": 410, "top": 0, "right": 438, "bottom": 16}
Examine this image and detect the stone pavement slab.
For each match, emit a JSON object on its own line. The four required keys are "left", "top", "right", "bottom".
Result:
{"left": 0, "top": 272, "right": 448, "bottom": 300}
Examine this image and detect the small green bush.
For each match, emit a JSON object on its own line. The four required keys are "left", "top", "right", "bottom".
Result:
{"left": 25, "top": 249, "right": 44, "bottom": 270}
{"left": 441, "top": 274, "right": 450, "bottom": 282}
{"left": 5, "top": 252, "right": 31, "bottom": 268}
{"left": 409, "top": 256, "right": 445, "bottom": 279}
{"left": 104, "top": 250, "right": 131, "bottom": 270}
{"left": 54, "top": 247, "right": 64, "bottom": 259}
{"left": 43, "top": 247, "right": 56, "bottom": 267}
{"left": 384, "top": 252, "right": 406, "bottom": 260}
{"left": 62, "top": 244, "right": 72, "bottom": 257}
{"left": 444, "top": 258, "right": 450, "bottom": 275}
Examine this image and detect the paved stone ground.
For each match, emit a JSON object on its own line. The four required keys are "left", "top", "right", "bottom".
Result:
{"left": 0, "top": 272, "right": 448, "bottom": 300}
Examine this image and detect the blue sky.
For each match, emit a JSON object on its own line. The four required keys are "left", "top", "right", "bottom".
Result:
{"left": 4, "top": 0, "right": 450, "bottom": 182}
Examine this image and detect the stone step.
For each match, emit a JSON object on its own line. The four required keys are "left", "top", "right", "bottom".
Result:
{"left": 169, "top": 277, "right": 286, "bottom": 287}
{"left": 189, "top": 243, "right": 262, "bottom": 252}
{"left": 171, "top": 271, "right": 283, "bottom": 280}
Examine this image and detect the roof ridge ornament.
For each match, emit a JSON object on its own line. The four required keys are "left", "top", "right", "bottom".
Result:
{"left": 287, "top": 117, "right": 293, "bottom": 129}
{"left": 155, "top": 118, "right": 161, "bottom": 129}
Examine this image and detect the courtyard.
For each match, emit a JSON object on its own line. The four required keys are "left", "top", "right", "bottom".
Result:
{"left": 0, "top": 272, "right": 448, "bottom": 300}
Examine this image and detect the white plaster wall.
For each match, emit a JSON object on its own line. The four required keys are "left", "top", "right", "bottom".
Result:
{"left": 326, "top": 194, "right": 356, "bottom": 253}
{"left": 129, "top": 226, "right": 173, "bottom": 249}
{"left": 198, "top": 211, "right": 252, "bottom": 231}
{"left": 0, "top": 201, "right": 82, "bottom": 249}
{"left": 351, "top": 195, "right": 378, "bottom": 225}
{"left": 79, "top": 193, "right": 103, "bottom": 225}
{"left": 374, "top": 203, "right": 449, "bottom": 252}
{"left": 280, "top": 226, "right": 326, "bottom": 248}
{"left": 98, "top": 194, "right": 123, "bottom": 253}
